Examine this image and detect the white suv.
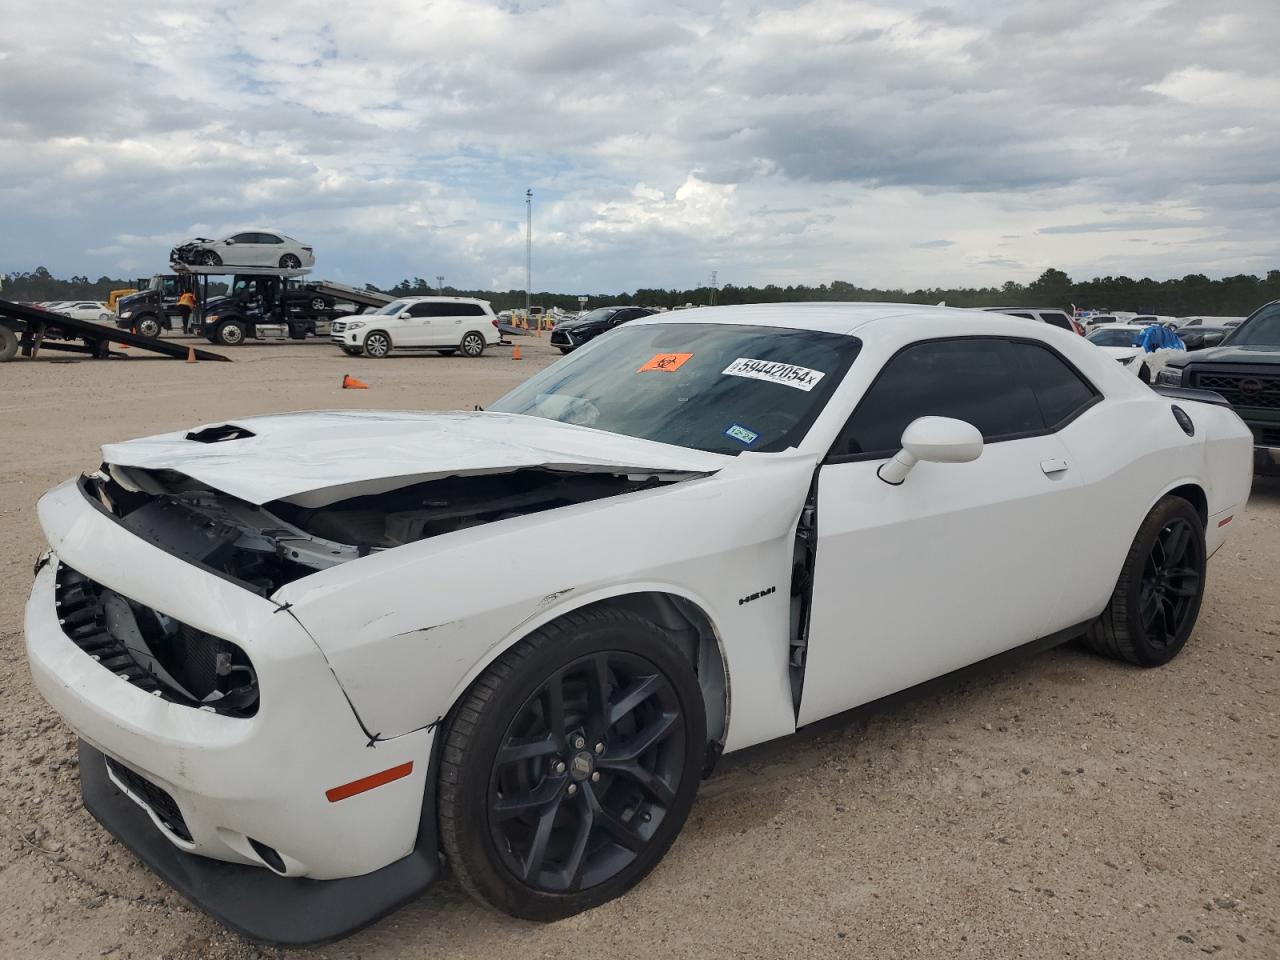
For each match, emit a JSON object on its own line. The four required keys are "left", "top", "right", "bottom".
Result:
{"left": 331, "top": 297, "right": 500, "bottom": 358}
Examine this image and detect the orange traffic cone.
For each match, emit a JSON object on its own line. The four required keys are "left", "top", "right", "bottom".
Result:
{"left": 512, "top": 345, "right": 522, "bottom": 360}
{"left": 342, "top": 374, "right": 369, "bottom": 389}
{"left": 186, "top": 346, "right": 197, "bottom": 363}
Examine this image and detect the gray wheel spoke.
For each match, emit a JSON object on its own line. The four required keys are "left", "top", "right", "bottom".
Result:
{"left": 589, "top": 789, "right": 646, "bottom": 853}
{"left": 598, "top": 758, "right": 676, "bottom": 806}
{"left": 493, "top": 779, "right": 563, "bottom": 821}
{"left": 497, "top": 733, "right": 559, "bottom": 766}
{"left": 521, "top": 793, "right": 564, "bottom": 881}
{"left": 609, "top": 674, "right": 663, "bottom": 725}
{"left": 607, "top": 710, "right": 679, "bottom": 763}
{"left": 559, "top": 790, "right": 595, "bottom": 891}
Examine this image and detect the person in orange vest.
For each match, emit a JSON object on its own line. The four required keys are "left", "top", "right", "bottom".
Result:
{"left": 177, "top": 290, "right": 197, "bottom": 334}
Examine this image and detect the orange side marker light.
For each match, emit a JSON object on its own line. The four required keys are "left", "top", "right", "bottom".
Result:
{"left": 325, "top": 762, "right": 414, "bottom": 803}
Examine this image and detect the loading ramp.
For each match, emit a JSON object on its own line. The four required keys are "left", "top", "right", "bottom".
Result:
{"left": 0, "top": 299, "right": 230, "bottom": 363}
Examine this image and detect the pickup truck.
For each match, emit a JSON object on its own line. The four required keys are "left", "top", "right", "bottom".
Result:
{"left": 1157, "top": 299, "right": 1280, "bottom": 473}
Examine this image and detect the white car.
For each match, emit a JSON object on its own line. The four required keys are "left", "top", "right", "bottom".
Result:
{"left": 25, "top": 303, "right": 1252, "bottom": 943}
{"left": 171, "top": 230, "right": 315, "bottom": 270}
{"left": 54, "top": 301, "right": 112, "bottom": 323}
{"left": 1085, "top": 322, "right": 1181, "bottom": 382}
{"left": 331, "top": 296, "right": 500, "bottom": 358}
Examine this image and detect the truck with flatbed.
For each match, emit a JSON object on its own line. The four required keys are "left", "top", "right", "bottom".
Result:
{"left": 1157, "top": 299, "right": 1280, "bottom": 473}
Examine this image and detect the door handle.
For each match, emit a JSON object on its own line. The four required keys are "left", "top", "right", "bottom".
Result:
{"left": 1040, "top": 458, "right": 1069, "bottom": 476}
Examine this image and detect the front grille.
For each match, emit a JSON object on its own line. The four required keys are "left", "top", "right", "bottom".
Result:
{"left": 550, "top": 331, "right": 571, "bottom": 345}
{"left": 331, "top": 320, "right": 347, "bottom": 333}
{"left": 54, "top": 564, "right": 259, "bottom": 717}
{"left": 105, "top": 757, "right": 192, "bottom": 842}
{"left": 1253, "top": 425, "right": 1280, "bottom": 447}
{"left": 1191, "top": 372, "right": 1280, "bottom": 409}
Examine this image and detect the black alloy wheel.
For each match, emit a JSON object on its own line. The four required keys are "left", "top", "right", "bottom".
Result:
{"left": 1138, "top": 517, "right": 1200, "bottom": 650}
{"left": 439, "top": 608, "right": 706, "bottom": 920}
{"left": 1084, "top": 495, "right": 1206, "bottom": 666}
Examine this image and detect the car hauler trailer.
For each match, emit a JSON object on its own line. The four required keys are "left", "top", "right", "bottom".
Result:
{"left": 0, "top": 299, "right": 229, "bottom": 363}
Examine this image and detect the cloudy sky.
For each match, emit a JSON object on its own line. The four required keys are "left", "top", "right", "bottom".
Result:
{"left": 2, "top": 0, "right": 1277, "bottom": 292}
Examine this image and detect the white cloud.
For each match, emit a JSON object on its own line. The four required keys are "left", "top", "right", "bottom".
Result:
{"left": 1, "top": 0, "right": 1278, "bottom": 290}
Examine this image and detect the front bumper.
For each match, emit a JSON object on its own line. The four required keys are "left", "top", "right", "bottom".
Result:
{"left": 25, "top": 480, "right": 441, "bottom": 939}
{"left": 79, "top": 740, "right": 439, "bottom": 945}
{"left": 1256, "top": 445, "right": 1280, "bottom": 474}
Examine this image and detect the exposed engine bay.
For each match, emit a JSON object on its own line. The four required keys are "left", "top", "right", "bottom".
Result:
{"left": 82, "top": 464, "right": 688, "bottom": 595}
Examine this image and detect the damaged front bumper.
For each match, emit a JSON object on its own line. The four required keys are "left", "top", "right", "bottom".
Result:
{"left": 24, "top": 480, "right": 440, "bottom": 943}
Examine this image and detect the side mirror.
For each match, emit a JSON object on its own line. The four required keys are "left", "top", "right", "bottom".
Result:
{"left": 224, "top": 238, "right": 235, "bottom": 245}
{"left": 877, "top": 416, "right": 983, "bottom": 485}
{"left": 399, "top": 310, "right": 412, "bottom": 319}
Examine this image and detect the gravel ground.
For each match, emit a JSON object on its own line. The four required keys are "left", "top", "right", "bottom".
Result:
{"left": 0, "top": 335, "right": 1276, "bottom": 960}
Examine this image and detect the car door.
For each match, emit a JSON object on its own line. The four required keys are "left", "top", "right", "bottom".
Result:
{"left": 396, "top": 302, "right": 441, "bottom": 346}
{"left": 796, "top": 337, "right": 1099, "bottom": 726}
{"left": 223, "top": 232, "right": 265, "bottom": 266}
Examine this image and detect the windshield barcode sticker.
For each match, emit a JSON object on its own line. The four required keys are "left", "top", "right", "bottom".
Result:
{"left": 722, "top": 358, "right": 825, "bottom": 392}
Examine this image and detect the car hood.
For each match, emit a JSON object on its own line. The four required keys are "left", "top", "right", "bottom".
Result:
{"left": 1170, "top": 343, "right": 1280, "bottom": 365}
{"left": 100, "top": 409, "right": 728, "bottom": 507}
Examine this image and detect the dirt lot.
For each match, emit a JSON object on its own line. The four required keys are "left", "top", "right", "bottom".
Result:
{"left": 1, "top": 335, "right": 1277, "bottom": 960}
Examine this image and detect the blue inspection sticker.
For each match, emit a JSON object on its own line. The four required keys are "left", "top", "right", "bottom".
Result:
{"left": 724, "top": 423, "right": 759, "bottom": 446}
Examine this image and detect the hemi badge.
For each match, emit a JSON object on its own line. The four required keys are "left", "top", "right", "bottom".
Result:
{"left": 1218, "top": 515, "right": 1233, "bottom": 528}
{"left": 325, "top": 762, "right": 414, "bottom": 803}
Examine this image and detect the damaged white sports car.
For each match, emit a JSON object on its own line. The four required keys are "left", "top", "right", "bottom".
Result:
{"left": 26, "top": 304, "right": 1252, "bottom": 943}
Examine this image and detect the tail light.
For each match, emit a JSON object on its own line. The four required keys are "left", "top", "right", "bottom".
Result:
{"left": 491, "top": 318, "right": 498, "bottom": 327}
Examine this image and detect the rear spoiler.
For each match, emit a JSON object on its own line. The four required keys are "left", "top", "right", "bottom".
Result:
{"left": 1150, "top": 384, "right": 1231, "bottom": 407}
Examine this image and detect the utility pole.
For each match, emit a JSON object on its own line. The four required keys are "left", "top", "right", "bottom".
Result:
{"left": 708, "top": 270, "right": 718, "bottom": 307}
{"left": 436, "top": 275, "right": 445, "bottom": 295}
{"left": 525, "top": 189, "right": 533, "bottom": 323}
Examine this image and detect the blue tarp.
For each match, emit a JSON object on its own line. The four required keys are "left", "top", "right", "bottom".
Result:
{"left": 1135, "top": 324, "right": 1186, "bottom": 353}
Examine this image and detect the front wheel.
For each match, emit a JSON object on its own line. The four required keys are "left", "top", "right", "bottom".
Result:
{"left": 460, "top": 331, "right": 486, "bottom": 357}
{"left": 134, "top": 316, "right": 162, "bottom": 338}
{"left": 1084, "top": 495, "right": 1206, "bottom": 666}
{"left": 200, "top": 250, "right": 222, "bottom": 266}
{"left": 280, "top": 254, "right": 302, "bottom": 269}
{"left": 215, "top": 321, "right": 246, "bottom": 346}
{"left": 439, "top": 607, "right": 706, "bottom": 920}
{"left": 363, "top": 331, "right": 392, "bottom": 358}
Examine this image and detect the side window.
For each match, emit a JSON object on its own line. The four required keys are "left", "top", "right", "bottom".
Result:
{"left": 1005, "top": 341, "right": 1098, "bottom": 428}
{"left": 1038, "top": 312, "right": 1074, "bottom": 331}
{"left": 459, "top": 304, "right": 486, "bottom": 317}
{"left": 230, "top": 233, "right": 257, "bottom": 244}
{"left": 258, "top": 233, "right": 283, "bottom": 244}
{"left": 1007, "top": 312, "right": 1036, "bottom": 320}
{"left": 832, "top": 339, "right": 1043, "bottom": 459}
{"left": 406, "top": 303, "right": 435, "bottom": 318}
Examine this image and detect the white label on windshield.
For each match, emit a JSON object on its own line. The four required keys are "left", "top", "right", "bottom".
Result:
{"left": 721, "top": 357, "right": 826, "bottom": 392}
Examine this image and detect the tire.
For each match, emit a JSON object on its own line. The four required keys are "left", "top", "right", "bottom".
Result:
{"left": 134, "top": 315, "right": 162, "bottom": 338}
{"left": 200, "top": 250, "right": 222, "bottom": 266}
{"left": 98, "top": 312, "right": 112, "bottom": 323}
{"left": 363, "top": 331, "right": 392, "bottom": 358}
{"left": 280, "top": 254, "right": 302, "bottom": 269}
{"left": 1084, "top": 495, "right": 1206, "bottom": 667}
{"left": 439, "top": 607, "right": 706, "bottom": 921}
{"left": 460, "top": 331, "right": 486, "bottom": 357}
{"left": 435, "top": 349, "right": 457, "bottom": 356}
{"left": 309, "top": 297, "right": 327, "bottom": 312}
{"left": 0, "top": 325, "right": 18, "bottom": 363}
{"left": 215, "top": 321, "right": 246, "bottom": 346}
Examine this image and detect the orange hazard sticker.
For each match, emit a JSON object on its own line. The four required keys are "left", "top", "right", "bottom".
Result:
{"left": 637, "top": 352, "right": 693, "bottom": 373}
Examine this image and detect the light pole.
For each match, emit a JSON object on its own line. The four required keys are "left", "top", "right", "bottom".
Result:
{"left": 436, "top": 275, "right": 445, "bottom": 295}
{"left": 525, "top": 189, "right": 533, "bottom": 325}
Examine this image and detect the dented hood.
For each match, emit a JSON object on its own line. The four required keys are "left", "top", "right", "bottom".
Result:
{"left": 101, "top": 409, "right": 727, "bottom": 506}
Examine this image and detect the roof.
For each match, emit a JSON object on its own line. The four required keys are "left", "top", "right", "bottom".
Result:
{"left": 636, "top": 301, "right": 981, "bottom": 336}
{"left": 393, "top": 295, "right": 490, "bottom": 304}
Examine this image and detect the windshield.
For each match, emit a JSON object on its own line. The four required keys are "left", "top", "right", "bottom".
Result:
{"left": 1226, "top": 303, "right": 1280, "bottom": 346}
{"left": 375, "top": 299, "right": 410, "bottom": 316}
{"left": 573, "top": 307, "right": 616, "bottom": 324}
{"left": 490, "top": 322, "right": 861, "bottom": 455}
{"left": 1087, "top": 328, "right": 1140, "bottom": 347}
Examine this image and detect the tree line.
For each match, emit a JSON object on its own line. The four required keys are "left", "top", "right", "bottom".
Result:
{"left": 7, "top": 265, "right": 1280, "bottom": 318}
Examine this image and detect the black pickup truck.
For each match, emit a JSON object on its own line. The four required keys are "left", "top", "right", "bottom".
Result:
{"left": 1157, "top": 300, "right": 1280, "bottom": 473}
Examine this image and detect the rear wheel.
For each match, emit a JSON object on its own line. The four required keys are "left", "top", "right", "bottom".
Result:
{"left": 439, "top": 607, "right": 706, "bottom": 920}
{"left": 280, "top": 254, "right": 303, "bottom": 269}
{"left": 460, "top": 331, "right": 486, "bottom": 357}
{"left": 0, "top": 326, "right": 18, "bottom": 362}
{"left": 363, "top": 331, "right": 392, "bottom": 358}
{"left": 1084, "top": 495, "right": 1206, "bottom": 666}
